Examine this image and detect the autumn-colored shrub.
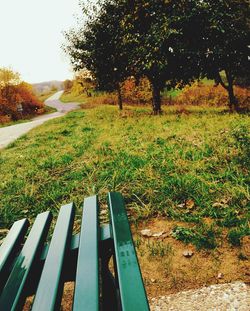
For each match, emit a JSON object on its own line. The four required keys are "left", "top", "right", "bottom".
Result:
{"left": 0, "top": 68, "right": 45, "bottom": 123}
{"left": 85, "top": 93, "right": 117, "bottom": 106}
{"left": 122, "top": 77, "right": 152, "bottom": 104}
{"left": 0, "top": 82, "right": 44, "bottom": 122}
{"left": 175, "top": 82, "right": 250, "bottom": 107}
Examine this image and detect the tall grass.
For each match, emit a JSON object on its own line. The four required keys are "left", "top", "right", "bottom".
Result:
{"left": 0, "top": 105, "right": 249, "bottom": 247}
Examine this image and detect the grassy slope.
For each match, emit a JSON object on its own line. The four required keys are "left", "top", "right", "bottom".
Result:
{"left": 60, "top": 92, "right": 87, "bottom": 104}
{"left": 0, "top": 106, "right": 249, "bottom": 242}
{"left": 37, "top": 90, "right": 58, "bottom": 102}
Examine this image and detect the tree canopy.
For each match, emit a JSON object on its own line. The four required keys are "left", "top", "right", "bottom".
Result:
{"left": 64, "top": 0, "right": 250, "bottom": 112}
{"left": 0, "top": 68, "right": 44, "bottom": 122}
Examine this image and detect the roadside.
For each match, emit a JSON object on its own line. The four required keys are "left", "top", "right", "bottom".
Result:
{"left": 0, "top": 91, "right": 79, "bottom": 149}
{"left": 150, "top": 282, "right": 250, "bottom": 311}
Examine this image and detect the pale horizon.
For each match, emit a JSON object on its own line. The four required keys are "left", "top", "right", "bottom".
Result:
{"left": 0, "top": 0, "right": 81, "bottom": 84}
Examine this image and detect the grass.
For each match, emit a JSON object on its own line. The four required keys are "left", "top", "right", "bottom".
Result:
{"left": 0, "top": 119, "right": 31, "bottom": 128}
{"left": 60, "top": 92, "right": 87, "bottom": 104}
{"left": 0, "top": 105, "right": 249, "bottom": 249}
{"left": 37, "top": 90, "right": 58, "bottom": 102}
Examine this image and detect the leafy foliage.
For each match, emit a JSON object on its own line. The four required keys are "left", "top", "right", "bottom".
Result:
{"left": 0, "top": 68, "right": 44, "bottom": 122}
{"left": 64, "top": 0, "right": 249, "bottom": 112}
{"left": 175, "top": 82, "right": 250, "bottom": 107}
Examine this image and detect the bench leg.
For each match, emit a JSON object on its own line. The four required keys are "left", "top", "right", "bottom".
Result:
{"left": 100, "top": 239, "right": 121, "bottom": 311}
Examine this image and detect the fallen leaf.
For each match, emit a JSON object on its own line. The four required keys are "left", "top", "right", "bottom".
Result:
{"left": 186, "top": 199, "right": 195, "bottom": 209}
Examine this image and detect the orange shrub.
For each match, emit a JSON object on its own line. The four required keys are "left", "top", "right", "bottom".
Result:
{"left": 122, "top": 77, "right": 152, "bottom": 104}
{"left": 175, "top": 82, "right": 250, "bottom": 107}
{"left": 0, "top": 83, "right": 44, "bottom": 122}
{"left": 85, "top": 93, "right": 117, "bottom": 107}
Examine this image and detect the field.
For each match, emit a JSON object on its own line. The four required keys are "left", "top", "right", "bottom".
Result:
{"left": 0, "top": 104, "right": 249, "bottom": 296}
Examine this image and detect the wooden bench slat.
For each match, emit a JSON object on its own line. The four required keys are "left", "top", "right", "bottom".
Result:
{"left": 108, "top": 192, "right": 149, "bottom": 311}
{"left": 0, "top": 212, "right": 52, "bottom": 310}
{"left": 32, "top": 203, "right": 75, "bottom": 311}
{"left": 73, "top": 195, "right": 99, "bottom": 311}
{"left": 0, "top": 218, "right": 29, "bottom": 292}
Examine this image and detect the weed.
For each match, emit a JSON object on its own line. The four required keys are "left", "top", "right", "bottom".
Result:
{"left": 228, "top": 229, "right": 243, "bottom": 246}
{"left": 147, "top": 241, "right": 174, "bottom": 257}
{"left": 171, "top": 226, "right": 194, "bottom": 244}
{"left": 171, "top": 224, "right": 219, "bottom": 249}
{"left": 227, "top": 224, "right": 249, "bottom": 246}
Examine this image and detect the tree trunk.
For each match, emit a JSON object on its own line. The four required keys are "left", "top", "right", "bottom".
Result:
{"left": 217, "top": 70, "right": 239, "bottom": 111}
{"left": 151, "top": 82, "right": 162, "bottom": 115}
{"left": 117, "top": 84, "right": 123, "bottom": 110}
{"left": 225, "top": 70, "right": 239, "bottom": 111}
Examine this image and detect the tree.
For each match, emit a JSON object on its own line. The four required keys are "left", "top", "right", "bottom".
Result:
{"left": 0, "top": 68, "right": 44, "bottom": 121}
{"left": 168, "top": 0, "right": 249, "bottom": 111}
{"left": 63, "top": 79, "right": 73, "bottom": 92}
{"left": 64, "top": 0, "right": 129, "bottom": 110}
{"left": 74, "top": 70, "right": 95, "bottom": 97}
{"left": 121, "top": 0, "right": 174, "bottom": 114}
{"left": 0, "top": 68, "right": 20, "bottom": 100}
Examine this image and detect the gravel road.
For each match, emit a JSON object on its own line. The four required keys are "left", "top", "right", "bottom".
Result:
{"left": 150, "top": 282, "right": 250, "bottom": 311}
{"left": 0, "top": 91, "right": 79, "bottom": 149}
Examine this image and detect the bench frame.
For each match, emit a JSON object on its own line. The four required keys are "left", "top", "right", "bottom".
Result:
{"left": 0, "top": 192, "right": 149, "bottom": 311}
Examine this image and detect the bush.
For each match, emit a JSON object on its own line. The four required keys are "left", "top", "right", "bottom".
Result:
{"left": 175, "top": 82, "right": 250, "bottom": 107}
{"left": 122, "top": 77, "right": 152, "bottom": 105}
{"left": 0, "top": 78, "right": 44, "bottom": 123}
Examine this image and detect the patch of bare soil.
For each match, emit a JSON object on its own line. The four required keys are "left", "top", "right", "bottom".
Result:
{"left": 135, "top": 218, "right": 250, "bottom": 298}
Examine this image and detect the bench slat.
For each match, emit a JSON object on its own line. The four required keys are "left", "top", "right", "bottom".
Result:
{"left": 108, "top": 192, "right": 149, "bottom": 311}
{"left": 0, "top": 218, "right": 29, "bottom": 292}
{"left": 32, "top": 203, "right": 75, "bottom": 311}
{"left": 0, "top": 212, "right": 52, "bottom": 310}
{"left": 73, "top": 195, "right": 99, "bottom": 311}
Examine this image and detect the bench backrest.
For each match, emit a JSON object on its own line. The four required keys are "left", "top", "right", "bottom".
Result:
{"left": 0, "top": 192, "right": 149, "bottom": 311}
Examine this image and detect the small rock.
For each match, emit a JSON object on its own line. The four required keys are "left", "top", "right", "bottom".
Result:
{"left": 183, "top": 250, "right": 194, "bottom": 258}
{"left": 0, "top": 229, "right": 9, "bottom": 235}
{"left": 217, "top": 273, "right": 224, "bottom": 279}
{"left": 141, "top": 229, "right": 152, "bottom": 237}
{"left": 151, "top": 279, "right": 156, "bottom": 283}
{"left": 152, "top": 231, "right": 165, "bottom": 238}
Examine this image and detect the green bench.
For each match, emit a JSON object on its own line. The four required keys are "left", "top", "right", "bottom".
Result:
{"left": 0, "top": 192, "right": 149, "bottom": 311}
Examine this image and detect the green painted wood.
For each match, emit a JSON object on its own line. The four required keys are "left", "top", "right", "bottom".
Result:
{"left": 108, "top": 192, "right": 149, "bottom": 311}
{"left": 0, "top": 212, "right": 52, "bottom": 310}
{"left": 32, "top": 203, "right": 75, "bottom": 311}
{"left": 73, "top": 195, "right": 99, "bottom": 311}
{"left": 0, "top": 218, "right": 29, "bottom": 292}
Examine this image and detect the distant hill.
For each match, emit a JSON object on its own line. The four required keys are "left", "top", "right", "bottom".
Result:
{"left": 32, "top": 80, "right": 63, "bottom": 94}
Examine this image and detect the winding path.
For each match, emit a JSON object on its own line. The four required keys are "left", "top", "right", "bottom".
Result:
{"left": 0, "top": 91, "right": 79, "bottom": 149}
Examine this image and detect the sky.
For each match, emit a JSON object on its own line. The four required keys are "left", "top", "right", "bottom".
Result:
{"left": 0, "top": 0, "right": 81, "bottom": 83}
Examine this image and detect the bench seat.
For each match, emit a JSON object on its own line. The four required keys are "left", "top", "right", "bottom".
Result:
{"left": 0, "top": 192, "right": 149, "bottom": 311}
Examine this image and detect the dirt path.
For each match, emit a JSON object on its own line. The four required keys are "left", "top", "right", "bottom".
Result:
{"left": 0, "top": 91, "right": 79, "bottom": 149}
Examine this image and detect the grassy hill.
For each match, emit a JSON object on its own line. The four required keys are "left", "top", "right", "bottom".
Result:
{"left": 0, "top": 104, "right": 249, "bottom": 296}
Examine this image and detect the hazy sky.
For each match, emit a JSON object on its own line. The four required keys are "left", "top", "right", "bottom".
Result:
{"left": 0, "top": 0, "right": 81, "bottom": 83}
